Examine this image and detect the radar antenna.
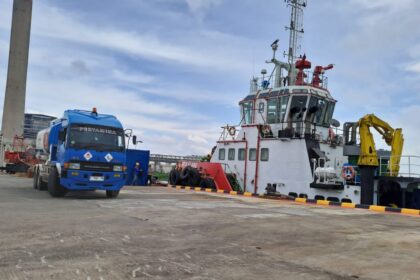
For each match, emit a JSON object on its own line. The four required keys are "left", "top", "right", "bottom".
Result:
{"left": 285, "top": 0, "right": 307, "bottom": 84}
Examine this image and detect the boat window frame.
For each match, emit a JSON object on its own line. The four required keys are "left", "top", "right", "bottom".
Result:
{"left": 288, "top": 94, "right": 309, "bottom": 122}
{"left": 218, "top": 148, "right": 226, "bottom": 160}
{"left": 241, "top": 101, "right": 254, "bottom": 125}
{"left": 323, "top": 101, "right": 335, "bottom": 127}
{"left": 228, "top": 148, "right": 235, "bottom": 161}
{"left": 258, "top": 101, "right": 265, "bottom": 113}
{"left": 238, "top": 148, "right": 245, "bottom": 161}
{"left": 261, "top": 148, "right": 269, "bottom": 161}
{"left": 249, "top": 148, "right": 257, "bottom": 161}
{"left": 266, "top": 95, "right": 290, "bottom": 124}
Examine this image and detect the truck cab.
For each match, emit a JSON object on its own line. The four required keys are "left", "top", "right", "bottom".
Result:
{"left": 33, "top": 109, "right": 127, "bottom": 198}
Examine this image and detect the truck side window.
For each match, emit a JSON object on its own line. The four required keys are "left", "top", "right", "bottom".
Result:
{"left": 59, "top": 128, "right": 67, "bottom": 144}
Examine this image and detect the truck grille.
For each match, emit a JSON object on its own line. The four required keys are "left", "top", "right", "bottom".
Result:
{"left": 80, "top": 162, "right": 113, "bottom": 172}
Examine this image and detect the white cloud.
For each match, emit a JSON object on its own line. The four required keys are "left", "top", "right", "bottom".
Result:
{"left": 112, "top": 69, "right": 156, "bottom": 85}
{"left": 350, "top": 0, "right": 415, "bottom": 10}
{"left": 185, "top": 0, "right": 222, "bottom": 15}
{"left": 404, "top": 62, "right": 420, "bottom": 74}
{"left": 28, "top": 2, "right": 249, "bottom": 72}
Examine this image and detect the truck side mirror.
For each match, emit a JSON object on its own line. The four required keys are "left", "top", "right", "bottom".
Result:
{"left": 132, "top": 135, "right": 137, "bottom": 145}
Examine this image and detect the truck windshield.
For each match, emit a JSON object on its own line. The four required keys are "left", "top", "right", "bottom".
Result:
{"left": 68, "top": 124, "right": 125, "bottom": 152}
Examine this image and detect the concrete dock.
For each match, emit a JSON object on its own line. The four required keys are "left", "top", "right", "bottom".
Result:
{"left": 0, "top": 173, "right": 419, "bottom": 279}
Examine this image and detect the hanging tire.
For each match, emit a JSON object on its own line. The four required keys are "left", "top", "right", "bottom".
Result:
{"left": 169, "top": 169, "right": 181, "bottom": 185}
{"left": 106, "top": 190, "right": 119, "bottom": 198}
{"left": 48, "top": 167, "right": 67, "bottom": 197}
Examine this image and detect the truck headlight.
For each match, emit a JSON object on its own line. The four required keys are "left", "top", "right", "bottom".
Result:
{"left": 68, "top": 163, "right": 80, "bottom": 170}
{"left": 113, "top": 165, "right": 123, "bottom": 172}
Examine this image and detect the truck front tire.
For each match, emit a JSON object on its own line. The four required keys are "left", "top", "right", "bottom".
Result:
{"left": 106, "top": 190, "right": 119, "bottom": 198}
{"left": 48, "top": 167, "right": 67, "bottom": 197}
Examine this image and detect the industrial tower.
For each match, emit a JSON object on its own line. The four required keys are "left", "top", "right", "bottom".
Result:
{"left": 1, "top": 0, "right": 33, "bottom": 162}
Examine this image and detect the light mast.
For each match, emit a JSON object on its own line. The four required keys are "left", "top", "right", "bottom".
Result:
{"left": 285, "top": 0, "right": 306, "bottom": 85}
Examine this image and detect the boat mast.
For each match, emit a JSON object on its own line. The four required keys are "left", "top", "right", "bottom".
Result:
{"left": 285, "top": 0, "right": 306, "bottom": 85}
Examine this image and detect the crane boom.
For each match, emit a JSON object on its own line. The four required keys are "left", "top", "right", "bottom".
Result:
{"left": 357, "top": 114, "right": 404, "bottom": 176}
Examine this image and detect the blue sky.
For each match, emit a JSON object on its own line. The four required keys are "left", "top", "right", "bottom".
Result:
{"left": 1, "top": 0, "right": 420, "bottom": 155}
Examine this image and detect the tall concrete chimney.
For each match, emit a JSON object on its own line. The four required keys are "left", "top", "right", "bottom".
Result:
{"left": 1, "top": 0, "right": 33, "bottom": 148}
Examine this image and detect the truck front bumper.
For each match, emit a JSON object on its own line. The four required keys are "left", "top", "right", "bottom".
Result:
{"left": 60, "top": 170, "right": 126, "bottom": 191}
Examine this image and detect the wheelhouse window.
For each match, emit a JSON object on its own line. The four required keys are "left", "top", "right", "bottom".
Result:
{"left": 306, "top": 96, "right": 319, "bottom": 123}
{"left": 218, "top": 148, "right": 226, "bottom": 160}
{"left": 267, "top": 95, "right": 289, "bottom": 124}
{"left": 261, "top": 148, "right": 269, "bottom": 161}
{"left": 228, "top": 148, "right": 235, "bottom": 160}
{"left": 314, "top": 99, "right": 327, "bottom": 125}
{"left": 267, "top": 99, "right": 278, "bottom": 123}
{"left": 242, "top": 102, "right": 253, "bottom": 124}
{"left": 289, "top": 95, "right": 308, "bottom": 122}
{"left": 258, "top": 102, "right": 265, "bottom": 113}
{"left": 249, "top": 148, "right": 257, "bottom": 161}
{"left": 279, "top": 96, "right": 289, "bottom": 122}
{"left": 68, "top": 124, "right": 125, "bottom": 152}
{"left": 323, "top": 102, "right": 335, "bottom": 126}
{"left": 238, "top": 148, "right": 245, "bottom": 161}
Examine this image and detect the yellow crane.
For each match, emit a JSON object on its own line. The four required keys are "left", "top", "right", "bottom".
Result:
{"left": 357, "top": 114, "right": 404, "bottom": 176}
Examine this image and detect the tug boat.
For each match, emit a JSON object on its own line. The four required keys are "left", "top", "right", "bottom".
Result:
{"left": 210, "top": 0, "right": 420, "bottom": 208}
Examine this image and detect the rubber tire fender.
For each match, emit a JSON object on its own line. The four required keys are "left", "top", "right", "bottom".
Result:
{"left": 169, "top": 169, "right": 181, "bottom": 185}
{"left": 180, "top": 166, "right": 193, "bottom": 180}
{"left": 187, "top": 168, "right": 201, "bottom": 187}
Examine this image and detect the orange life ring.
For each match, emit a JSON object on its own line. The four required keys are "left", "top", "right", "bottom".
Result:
{"left": 228, "top": 126, "right": 236, "bottom": 136}
{"left": 342, "top": 165, "right": 355, "bottom": 180}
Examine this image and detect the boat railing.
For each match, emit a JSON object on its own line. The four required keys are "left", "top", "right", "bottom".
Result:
{"left": 379, "top": 155, "right": 420, "bottom": 178}
{"left": 219, "top": 121, "right": 343, "bottom": 144}
{"left": 255, "top": 70, "right": 329, "bottom": 91}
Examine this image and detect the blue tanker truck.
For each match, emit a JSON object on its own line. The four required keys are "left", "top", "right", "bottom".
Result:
{"left": 33, "top": 108, "right": 127, "bottom": 198}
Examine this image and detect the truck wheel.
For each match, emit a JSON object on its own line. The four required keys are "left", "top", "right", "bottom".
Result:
{"left": 48, "top": 167, "right": 67, "bottom": 197}
{"left": 106, "top": 190, "right": 119, "bottom": 198}
{"left": 38, "top": 175, "right": 48, "bottom": 191}
{"left": 33, "top": 169, "right": 38, "bottom": 189}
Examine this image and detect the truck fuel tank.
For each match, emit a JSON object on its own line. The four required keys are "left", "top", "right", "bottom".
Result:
{"left": 35, "top": 128, "right": 50, "bottom": 154}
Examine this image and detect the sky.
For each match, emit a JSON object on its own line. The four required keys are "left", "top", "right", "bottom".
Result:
{"left": 1, "top": 0, "right": 420, "bottom": 156}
